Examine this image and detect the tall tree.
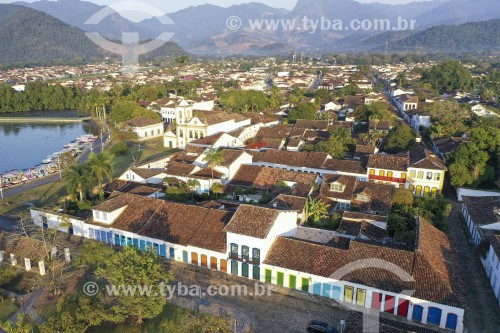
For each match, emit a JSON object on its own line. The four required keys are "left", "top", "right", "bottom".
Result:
{"left": 88, "top": 152, "right": 114, "bottom": 199}
{"left": 305, "top": 197, "right": 330, "bottom": 224}
{"left": 63, "top": 163, "right": 93, "bottom": 201}
{"left": 202, "top": 149, "right": 224, "bottom": 183}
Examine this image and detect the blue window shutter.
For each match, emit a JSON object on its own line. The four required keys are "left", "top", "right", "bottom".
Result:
{"left": 139, "top": 240, "right": 146, "bottom": 250}
{"left": 114, "top": 234, "right": 120, "bottom": 246}
{"left": 159, "top": 245, "right": 166, "bottom": 257}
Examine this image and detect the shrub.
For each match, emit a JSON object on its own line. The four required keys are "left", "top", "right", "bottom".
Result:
{"left": 110, "top": 142, "right": 128, "bottom": 156}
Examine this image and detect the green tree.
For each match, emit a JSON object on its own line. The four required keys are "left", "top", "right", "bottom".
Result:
{"left": 305, "top": 197, "right": 330, "bottom": 224}
{"left": 202, "top": 149, "right": 224, "bottom": 182}
{"left": 448, "top": 143, "right": 493, "bottom": 188}
{"left": 211, "top": 183, "right": 224, "bottom": 199}
{"left": 392, "top": 188, "right": 414, "bottom": 206}
{"left": 63, "top": 163, "right": 93, "bottom": 201}
{"left": 95, "top": 247, "right": 173, "bottom": 324}
{"left": 41, "top": 295, "right": 109, "bottom": 333}
{"left": 88, "top": 152, "right": 114, "bottom": 199}
{"left": 422, "top": 60, "right": 473, "bottom": 92}
{"left": 288, "top": 103, "right": 317, "bottom": 123}
{"left": 384, "top": 124, "right": 416, "bottom": 153}
{"left": 187, "top": 179, "right": 201, "bottom": 199}
{"left": 0, "top": 315, "right": 31, "bottom": 333}
{"left": 162, "top": 313, "right": 232, "bottom": 333}
{"left": 74, "top": 241, "right": 115, "bottom": 273}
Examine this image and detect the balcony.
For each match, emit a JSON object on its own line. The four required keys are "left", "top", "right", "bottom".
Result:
{"left": 229, "top": 253, "right": 260, "bottom": 265}
{"left": 369, "top": 174, "right": 406, "bottom": 184}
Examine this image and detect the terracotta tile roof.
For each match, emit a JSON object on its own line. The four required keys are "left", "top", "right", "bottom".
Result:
{"left": 191, "top": 167, "right": 224, "bottom": 179}
{"left": 268, "top": 194, "right": 307, "bottom": 212}
{"left": 165, "top": 162, "right": 198, "bottom": 176}
{"left": 253, "top": 150, "right": 329, "bottom": 169}
{"left": 93, "top": 194, "right": 130, "bottom": 212}
{"left": 220, "top": 149, "right": 247, "bottom": 166}
{"left": 338, "top": 219, "right": 389, "bottom": 241}
{"left": 367, "top": 154, "right": 409, "bottom": 172}
{"left": 294, "top": 120, "right": 330, "bottom": 130}
{"left": 433, "top": 137, "right": 464, "bottom": 155}
{"left": 191, "top": 132, "right": 225, "bottom": 146}
{"left": 355, "top": 145, "right": 376, "bottom": 155}
{"left": 287, "top": 138, "right": 304, "bottom": 148}
{"left": 319, "top": 174, "right": 358, "bottom": 201}
{"left": 409, "top": 149, "right": 447, "bottom": 171}
{"left": 353, "top": 181, "right": 394, "bottom": 215}
{"left": 462, "top": 196, "right": 500, "bottom": 226}
{"left": 194, "top": 110, "right": 248, "bottom": 126}
{"left": 322, "top": 159, "right": 367, "bottom": 175}
{"left": 256, "top": 125, "right": 293, "bottom": 139}
{"left": 104, "top": 180, "right": 162, "bottom": 194}
{"left": 91, "top": 193, "right": 231, "bottom": 253}
{"left": 130, "top": 168, "right": 165, "bottom": 179}
{"left": 170, "top": 145, "right": 206, "bottom": 164}
{"left": 230, "top": 165, "right": 317, "bottom": 197}
{"left": 126, "top": 117, "right": 163, "bottom": 128}
{"left": 342, "top": 211, "right": 388, "bottom": 223}
{"left": 223, "top": 205, "right": 281, "bottom": 239}
{"left": 244, "top": 112, "right": 278, "bottom": 125}
{"left": 265, "top": 218, "right": 465, "bottom": 308}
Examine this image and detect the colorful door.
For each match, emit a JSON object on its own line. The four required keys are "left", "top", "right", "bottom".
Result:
{"left": 265, "top": 269, "right": 272, "bottom": 283}
{"left": 277, "top": 272, "right": 284, "bottom": 286}
{"left": 446, "top": 314, "right": 458, "bottom": 330}
{"left": 182, "top": 251, "right": 188, "bottom": 263}
{"left": 289, "top": 275, "right": 297, "bottom": 289}
{"left": 385, "top": 295, "right": 395, "bottom": 314}
{"left": 332, "top": 286, "right": 341, "bottom": 300}
{"left": 322, "top": 284, "right": 332, "bottom": 298}
{"left": 344, "top": 286, "right": 354, "bottom": 303}
{"left": 159, "top": 245, "right": 166, "bottom": 257}
{"left": 191, "top": 253, "right": 198, "bottom": 265}
{"left": 231, "top": 261, "right": 238, "bottom": 275}
{"left": 201, "top": 254, "right": 208, "bottom": 267}
{"left": 397, "top": 299, "right": 409, "bottom": 317}
{"left": 169, "top": 248, "right": 175, "bottom": 259}
{"left": 312, "top": 283, "right": 321, "bottom": 295}
{"left": 210, "top": 257, "right": 217, "bottom": 270}
{"left": 371, "top": 292, "right": 382, "bottom": 310}
{"left": 252, "top": 266, "right": 260, "bottom": 280}
{"left": 412, "top": 305, "right": 423, "bottom": 321}
{"left": 356, "top": 289, "right": 366, "bottom": 306}
{"left": 140, "top": 240, "right": 146, "bottom": 251}
{"left": 427, "top": 307, "right": 442, "bottom": 326}
{"left": 301, "top": 278, "right": 309, "bottom": 292}
{"left": 220, "top": 259, "right": 227, "bottom": 273}
{"left": 133, "top": 238, "right": 139, "bottom": 248}
{"left": 242, "top": 263, "right": 249, "bottom": 278}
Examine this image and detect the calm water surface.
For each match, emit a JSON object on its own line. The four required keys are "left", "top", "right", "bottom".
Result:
{"left": 0, "top": 111, "right": 97, "bottom": 173}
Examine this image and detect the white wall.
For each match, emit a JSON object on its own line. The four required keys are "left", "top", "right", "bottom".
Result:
{"left": 485, "top": 245, "right": 500, "bottom": 306}
{"left": 457, "top": 188, "right": 500, "bottom": 202}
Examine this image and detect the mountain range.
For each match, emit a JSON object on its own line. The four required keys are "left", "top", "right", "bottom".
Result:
{"left": 13, "top": 0, "right": 500, "bottom": 54}
{"left": 0, "top": 4, "right": 186, "bottom": 68}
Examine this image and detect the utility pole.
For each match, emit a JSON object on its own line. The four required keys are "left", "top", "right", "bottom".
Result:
{"left": 56, "top": 155, "right": 62, "bottom": 180}
{"left": 0, "top": 177, "right": 3, "bottom": 199}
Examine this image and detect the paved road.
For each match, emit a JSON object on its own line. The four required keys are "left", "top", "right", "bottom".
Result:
{"left": 1, "top": 134, "right": 108, "bottom": 199}
{"left": 447, "top": 201, "right": 500, "bottom": 333}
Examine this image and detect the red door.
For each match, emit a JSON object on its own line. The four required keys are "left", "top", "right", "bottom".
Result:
{"left": 384, "top": 295, "right": 395, "bottom": 314}
{"left": 397, "top": 299, "right": 409, "bottom": 317}
{"left": 371, "top": 292, "right": 382, "bottom": 310}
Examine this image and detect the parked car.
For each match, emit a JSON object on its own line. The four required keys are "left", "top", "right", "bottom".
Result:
{"left": 307, "top": 320, "right": 338, "bottom": 333}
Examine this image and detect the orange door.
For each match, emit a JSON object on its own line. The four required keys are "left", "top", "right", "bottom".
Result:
{"left": 191, "top": 253, "right": 198, "bottom": 265}
{"left": 220, "top": 259, "right": 227, "bottom": 273}
{"left": 210, "top": 257, "right": 217, "bottom": 270}
{"left": 201, "top": 254, "right": 208, "bottom": 267}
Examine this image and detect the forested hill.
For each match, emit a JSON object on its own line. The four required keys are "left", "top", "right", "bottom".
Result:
{"left": 382, "top": 19, "right": 500, "bottom": 53}
{"left": 0, "top": 4, "right": 186, "bottom": 68}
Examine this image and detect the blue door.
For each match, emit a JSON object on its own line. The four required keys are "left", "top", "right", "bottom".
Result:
{"left": 182, "top": 251, "right": 188, "bottom": 263}
{"left": 95, "top": 231, "right": 101, "bottom": 242}
{"left": 169, "top": 248, "right": 175, "bottom": 259}
{"left": 322, "top": 284, "right": 332, "bottom": 298}
{"left": 427, "top": 307, "right": 442, "bottom": 326}
{"left": 412, "top": 305, "right": 423, "bottom": 321}
{"left": 445, "top": 314, "right": 458, "bottom": 330}
{"left": 127, "top": 237, "right": 133, "bottom": 247}
{"left": 312, "top": 283, "right": 321, "bottom": 295}
{"left": 146, "top": 242, "right": 153, "bottom": 250}
{"left": 114, "top": 234, "right": 120, "bottom": 246}
{"left": 332, "top": 286, "right": 341, "bottom": 300}
{"left": 100, "top": 231, "right": 107, "bottom": 243}
{"left": 139, "top": 240, "right": 146, "bottom": 251}
{"left": 107, "top": 232, "right": 112, "bottom": 243}
{"left": 159, "top": 245, "right": 166, "bottom": 257}
{"left": 133, "top": 239, "right": 139, "bottom": 248}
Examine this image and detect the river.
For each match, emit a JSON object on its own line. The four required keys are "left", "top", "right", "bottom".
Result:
{"left": 0, "top": 111, "right": 98, "bottom": 174}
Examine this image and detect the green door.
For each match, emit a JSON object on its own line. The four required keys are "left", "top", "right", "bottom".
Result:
{"left": 289, "top": 275, "right": 297, "bottom": 289}
{"left": 231, "top": 261, "right": 238, "bottom": 275}
{"left": 277, "top": 272, "right": 284, "bottom": 286}
{"left": 242, "top": 263, "right": 249, "bottom": 278}
{"left": 301, "top": 278, "right": 310, "bottom": 292}
{"left": 265, "top": 269, "right": 272, "bottom": 283}
{"left": 253, "top": 266, "right": 260, "bottom": 280}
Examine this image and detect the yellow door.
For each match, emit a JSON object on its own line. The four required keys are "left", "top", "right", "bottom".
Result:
{"left": 344, "top": 286, "right": 354, "bottom": 303}
{"left": 356, "top": 289, "right": 366, "bottom": 306}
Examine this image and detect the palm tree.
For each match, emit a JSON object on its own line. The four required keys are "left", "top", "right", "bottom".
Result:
{"left": 396, "top": 71, "right": 407, "bottom": 87}
{"left": 63, "top": 163, "right": 93, "bottom": 202}
{"left": 304, "top": 197, "right": 331, "bottom": 224}
{"left": 202, "top": 149, "right": 225, "bottom": 183}
{"left": 211, "top": 183, "right": 224, "bottom": 199}
{"left": 88, "top": 153, "right": 114, "bottom": 199}
{"left": 187, "top": 179, "right": 201, "bottom": 200}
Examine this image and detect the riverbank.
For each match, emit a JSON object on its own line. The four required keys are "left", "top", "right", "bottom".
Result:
{"left": 0, "top": 117, "right": 91, "bottom": 123}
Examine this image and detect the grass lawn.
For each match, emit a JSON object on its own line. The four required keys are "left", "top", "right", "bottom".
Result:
{"left": 0, "top": 299, "right": 19, "bottom": 322}
{"left": 0, "top": 180, "right": 66, "bottom": 217}
{"left": 88, "top": 303, "right": 191, "bottom": 333}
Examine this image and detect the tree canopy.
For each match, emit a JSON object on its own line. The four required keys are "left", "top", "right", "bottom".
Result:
{"left": 422, "top": 60, "right": 473, "bottom": 92}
